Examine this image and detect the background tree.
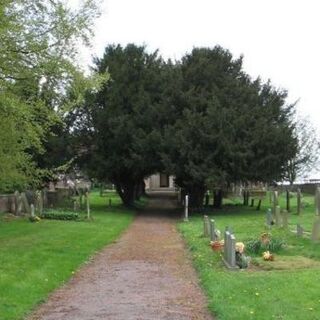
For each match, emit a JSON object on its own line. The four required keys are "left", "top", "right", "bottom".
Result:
{"left": 162, "top": 47, "right": 297, "bottom": 207}
{"left": 75, "top": 44, "right": 166, "bottom": 206}
{"left": 0, "top": 0, "right": 101, "bottom": 191}
{"left": 285, "top": 115, "right": 320, "bottom": 185}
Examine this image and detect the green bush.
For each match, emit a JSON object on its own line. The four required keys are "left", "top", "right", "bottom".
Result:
{"left": 245, "top": 237, "right": 285, "bottom": 254}
{"left": 40, "top": 210, "right": 79, "bottom": 221}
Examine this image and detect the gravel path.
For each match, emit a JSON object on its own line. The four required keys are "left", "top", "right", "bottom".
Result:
{"left": 29, "top": 193, "right": 213, "bottom": 320}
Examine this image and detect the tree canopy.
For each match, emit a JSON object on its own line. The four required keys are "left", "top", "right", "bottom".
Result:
{"left": 0, "top": 0, "right": 101, "bottom": 192}
{"left": 75, "top": 44, "right": 298, "bottom": 207}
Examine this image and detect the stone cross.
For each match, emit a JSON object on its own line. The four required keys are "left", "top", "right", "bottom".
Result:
{"left": 297, "top": 188, "right": 302, "bottom": 215}
{"left": 311, "top": 217, "right": 320, "bottom": 242}
{"left": 210, "top": 219, "right": 216, "bottom": 241}
{"left": 297, "top": 224, "right": 304, "bottom": 237}
{"left": 184, "top": 195, "right": 189, "bottom": 222}
{"left": 223, "top": 230, "right": 237, "bottom": 269}
{"left": 266, "top": 208, "right": 273, "bottom": 228}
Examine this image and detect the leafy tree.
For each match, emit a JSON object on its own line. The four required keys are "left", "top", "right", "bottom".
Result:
{"left": 0, "top": 0, "right": 101, "bottom": 192}
{"left": 163, "top": 47, "right": 297, "bottom": 206}
{"left": 285, "top": 115, "right": 320, "bottom": 185}
{"left": 75, "top": 44, "right": 166, "bottom": 206}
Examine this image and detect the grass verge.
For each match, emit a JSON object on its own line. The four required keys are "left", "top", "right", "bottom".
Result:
{"left": 0, "top": 191, "right": 135, "bottom": 320}
{"left": 178, "top": 193, "right": 320, "bottom": 320}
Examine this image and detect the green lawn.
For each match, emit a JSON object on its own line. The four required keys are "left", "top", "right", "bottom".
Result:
{"left": 178, "top": 192, "right": 320, "bottom": 320}
{"left": 0, "top": 191, "right": 135, "bottom": 320}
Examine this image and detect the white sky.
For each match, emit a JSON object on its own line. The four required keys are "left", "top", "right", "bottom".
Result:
{"left": 77, "top": 0, "right": 320, "bottom": 178}
{"left": 80, "top": 0, "right": 320, "bottom": 132}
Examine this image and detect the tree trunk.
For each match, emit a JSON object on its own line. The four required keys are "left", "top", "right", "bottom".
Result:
{"left": 187, "top": 184, "right": 206, "bottom": 208}
{"left": 115, "top": 181, "right": 135, "bottom": 207}
{"left": 213, "top": 189, "right": 223, "bottom": 208}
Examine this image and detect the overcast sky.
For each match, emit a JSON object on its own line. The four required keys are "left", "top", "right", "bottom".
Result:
{"left": 80, "top": 0, "right": 319, "bottom": 131}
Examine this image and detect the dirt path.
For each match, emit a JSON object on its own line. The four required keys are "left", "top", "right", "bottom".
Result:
{"left": 29, "top": 193, "right": 213, "bottom": 320}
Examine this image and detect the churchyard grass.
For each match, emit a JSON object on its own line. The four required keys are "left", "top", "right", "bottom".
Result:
{"left": 0, "top": 191, "right": 135, "bottom": 320}
{"left": 178, "top": 193, "right": 320, "bottom": 320}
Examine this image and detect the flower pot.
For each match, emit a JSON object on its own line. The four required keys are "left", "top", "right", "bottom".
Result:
{"left": 211, "top": 242, "right": 223, "bottom": 251}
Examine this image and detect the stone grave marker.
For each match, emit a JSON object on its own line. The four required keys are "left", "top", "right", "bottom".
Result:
{"left": 203, "top": 215, "right": 209, "bottom": 237}
{"left": 297, "top": 224, "right": 304, "bottom": 237}
{"left": 21, "top": 192, "right": 30, "bottom": 214}
{"left": 85, "top": 192, "right": 90, "bottom": 219}
{"left": 14, "top": 191, "right": 21, "bottom": 215}
{"left": 275, "top": 205, "right": 281, "bottom": 226}
{"left": 311, "top": 217, "right": 320, "bottom": 242}
{"left": 210, "top": 219, "right": 216, "bottom": 241}
{"left": 281, "top": 209, "right": 289, "bottom": 229}
{"left": 30, "top": 204, "right": 35, "bottom": 217}
{"left": 297, "top": 188, "right": 302, "bottom": 215}
{"left": 222, "top": 230, "right": 237, "bottom": 269}
{"left": 272, "top": 191, "right": 279, "bottom": 216}
{"left": 184, "top": 195, "right": 189, "bottom": 222}
{"left": 266, "top": 208, "right": 273, "bottom": 228}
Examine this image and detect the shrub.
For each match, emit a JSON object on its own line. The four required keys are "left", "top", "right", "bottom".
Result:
{"left": 40, "top": 210, "right": 79, "bottom": 221}
{"left": 246, "top": 237, "right": 285, "bottom": 254}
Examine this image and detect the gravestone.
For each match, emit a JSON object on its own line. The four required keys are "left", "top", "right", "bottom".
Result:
{"left": 210, "top": 219, "right": 216, "bottom": 241}
{"left": 297, "top": 224, "right": 304, "bottom": 237}
{"left": 272, "top": 191, "right": 279, "bottom": 216}
{"left": 21, "top": 192, "right": 31, "bottom": 214}
{"left": 281, "top": 209, "right": 289, "bottom": 229}
{"left": 203, "top": 215, "right": 209, "bottom": 237}
{"left": 311, "top": 217, "right": 320, "bottom": 242}
{"left": 85, "top": 192, "right": 90, "bottom": 219}
{"left": 315, "top": 187, "right": 320, "bottom": 216}
{"left": 14, "top": 191, "right": 21, "bottom": 215}
{"left": 275, "top": 205, "right": 281, "bottom": 226}
{"left": 266, "top": 208, "right": 273, "bottom": 228}
{"left": 184, "top": 195, "right": 189, "bottom": 222}
{"left": 222, "top": 230, "right": 237, "bottom": 269}
{"left": 30, "top": 204, "right": 35, "bottom": 217}
{"left": 297, "top": 188, "right": 302, "bottom": 215}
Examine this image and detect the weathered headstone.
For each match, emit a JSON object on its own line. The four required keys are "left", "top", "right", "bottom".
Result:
{"left": 184, "top": 195, "right": 189, "bottom": 222}
{"left": 266, "top": 208, "right": 273, "bottom": 228}
{"left": 210, "top": 219, "right": 216, "bottom": 241}
{"left": 30, "top": 204, "right": 35, "bottom": 217}
{"left": 85, "top": 192, "right": 90, "bottom": 219}
{"left": 275, "top": 205, "right": 281, "bottom": 226}
{"left": 297, "top": 224, "right": 304, "bottom": 237}
{"left": 203, "top": 215, "right": 209, "bottom": 237}
{"left": 272, "top": 191, "right": 279, "bottom": 216}
{"left": 311, "top": 217, "right": 320, "bottom": 242}
{"left": 281, "top": 209, "right": 289, "bottom": 229}
{"left": 21, "top": 192, "right": 30, "bottom": 214}
{"left": 297, "top": 188, "right": 302, "bottom": 215}
{"left": 14, "top": 191, "right": 21, "bottom": 215}
{"left": 223, "top": 230, "right": 237, "bottom": 269}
